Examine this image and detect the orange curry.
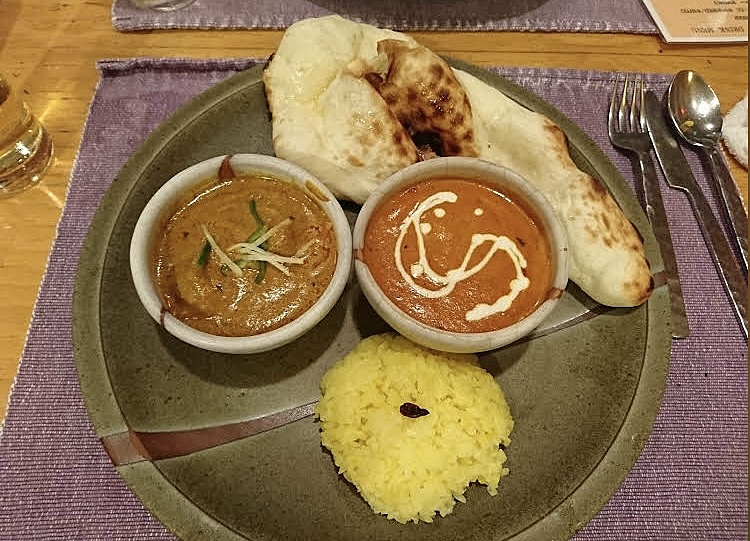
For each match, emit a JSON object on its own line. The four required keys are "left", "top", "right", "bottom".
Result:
{"left": 363, "top": 178, "right": 552, "bottom": 333}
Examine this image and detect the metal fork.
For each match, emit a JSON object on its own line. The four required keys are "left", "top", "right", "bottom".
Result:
{"left": 608, "top": 74, "right": 689, "bottom": 338}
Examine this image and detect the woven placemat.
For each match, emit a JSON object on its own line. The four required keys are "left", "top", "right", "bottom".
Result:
{"left": 0, "top": 58, "right": 745, "bottom": 540}
{"left": 112, "top": 0, "right": 658, "bottom": 33}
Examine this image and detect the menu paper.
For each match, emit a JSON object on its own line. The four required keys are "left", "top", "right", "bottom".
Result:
{"left": 642, "top": 0, "right": 748, "bottom": 42}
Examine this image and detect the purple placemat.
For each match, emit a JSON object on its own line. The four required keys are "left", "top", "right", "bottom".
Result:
{"left": 112, "top": 0, "right": 658, "bottom": 33}
{"left": 0, "top": 58, "right": 746, "bottom": 540}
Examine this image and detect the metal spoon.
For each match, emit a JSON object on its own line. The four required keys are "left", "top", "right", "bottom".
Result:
{"left": 667, "top": 70, "right": 748, "bottom": 274}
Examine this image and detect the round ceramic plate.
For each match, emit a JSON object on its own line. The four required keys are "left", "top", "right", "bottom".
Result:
{"left": 73, "top": 60, "right": 671, "bottom": 541}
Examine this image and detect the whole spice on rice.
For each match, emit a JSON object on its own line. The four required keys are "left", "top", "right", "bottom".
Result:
{"left": 400, "top": 402, "right": 430, "bottom": 418}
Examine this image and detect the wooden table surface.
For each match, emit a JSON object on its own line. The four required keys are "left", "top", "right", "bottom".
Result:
{"left": 0, "top": 0, "right": 747, "bottom": 420}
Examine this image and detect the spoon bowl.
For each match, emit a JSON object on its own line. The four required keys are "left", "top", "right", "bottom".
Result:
{"left": 667, "top": 70, "right": 749, "bottom": 273}
{"left": 667, "top": 70, "right": 722, "bottom": 148}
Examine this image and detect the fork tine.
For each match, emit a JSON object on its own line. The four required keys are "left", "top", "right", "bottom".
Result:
{"left": 619, "top": 73, "right": 630, "bottom": 132}
{"left": 608, "top": 74, "right": 618, "bottom": 132}
{"left": 636, "top": 76, "right": 647, "bottom": 133}
{"left": 629, "top": 74, "right": 646, "bottom": 133}
{"left": 609, "top": 72, "right": 626, "bottom": 133}
{"left": 629, "top": 75, "right": 639, "bottom": 132}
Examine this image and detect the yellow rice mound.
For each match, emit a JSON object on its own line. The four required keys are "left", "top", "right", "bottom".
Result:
{"left": 315, "top": 333, "right": 514, "bottom": 524}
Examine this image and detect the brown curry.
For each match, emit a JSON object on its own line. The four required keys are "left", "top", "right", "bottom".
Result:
{"left": 153, "top": 173, "right": 337, "bottom": 337}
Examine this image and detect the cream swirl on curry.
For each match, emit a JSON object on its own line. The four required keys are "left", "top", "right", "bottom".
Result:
{"left": 393, "top": 190, "right": 531, "bottom": 322}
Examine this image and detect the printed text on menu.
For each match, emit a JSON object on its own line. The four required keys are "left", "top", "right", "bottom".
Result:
{"left": 641, "top": 0, "right": 748, "bottom": 42}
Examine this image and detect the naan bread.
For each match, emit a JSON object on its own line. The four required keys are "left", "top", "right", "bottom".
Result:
{"left": 263, "top": 15, "right": 653, "bottom": 307}
{"left": 263, "top": 16, "right": 419, "bottom": 204}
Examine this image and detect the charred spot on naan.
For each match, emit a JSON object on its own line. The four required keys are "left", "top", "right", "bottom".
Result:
{"left": 581, "top": 174, "right": 643, "bottom": 248}
{"left": 623, "top": 274, "right": 654, "bottom": 306}
{"left": 542, "top": 121, "right": 581, "bottom": 169}
{"left": 364, "top": 39, "right": 479, "bottom": 159}
{"left": 348, "top": 107, "right": 420, "bottom": 167}
{"left": 262, "top": 57, "right": 277, "bottom": 123}
{"left": 371, "top": 119, "right": 385, "bottom": 137}
{"left": 264, "top": 82, "right": 275, "bottom": 123}
{"left": 263, "top": 53, "right": 275, "bottom": 71}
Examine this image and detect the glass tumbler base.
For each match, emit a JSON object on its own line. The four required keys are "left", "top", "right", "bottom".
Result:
{"left": 0, "top": 118, "right": 54, "bottom": 198}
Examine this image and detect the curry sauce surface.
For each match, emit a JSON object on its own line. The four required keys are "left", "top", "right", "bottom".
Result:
{"left": 153, "top": 174, "right": 337, "bottom": 336}
{"left": 363, "top": 178, "right": 552, "bottom": 333}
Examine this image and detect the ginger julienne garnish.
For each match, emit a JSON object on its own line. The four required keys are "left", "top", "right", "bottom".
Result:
{"left": 197, "top": 198, "right": 312, "bottom": 283}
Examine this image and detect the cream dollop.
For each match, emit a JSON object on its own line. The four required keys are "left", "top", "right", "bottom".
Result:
{"left": 394, "top": 191, "right": 530, "bottom": 321}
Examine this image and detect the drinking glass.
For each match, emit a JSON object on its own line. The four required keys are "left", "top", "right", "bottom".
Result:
{"left": 133, "top": 0, "right": 197, "bottom": 10}
{"left": 0, "top": 75, "right": 54, "bottom": 198}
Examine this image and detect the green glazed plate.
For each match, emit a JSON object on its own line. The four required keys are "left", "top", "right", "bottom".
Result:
{"left": 73, "top": 60, "right": 671, "bottom": 541}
